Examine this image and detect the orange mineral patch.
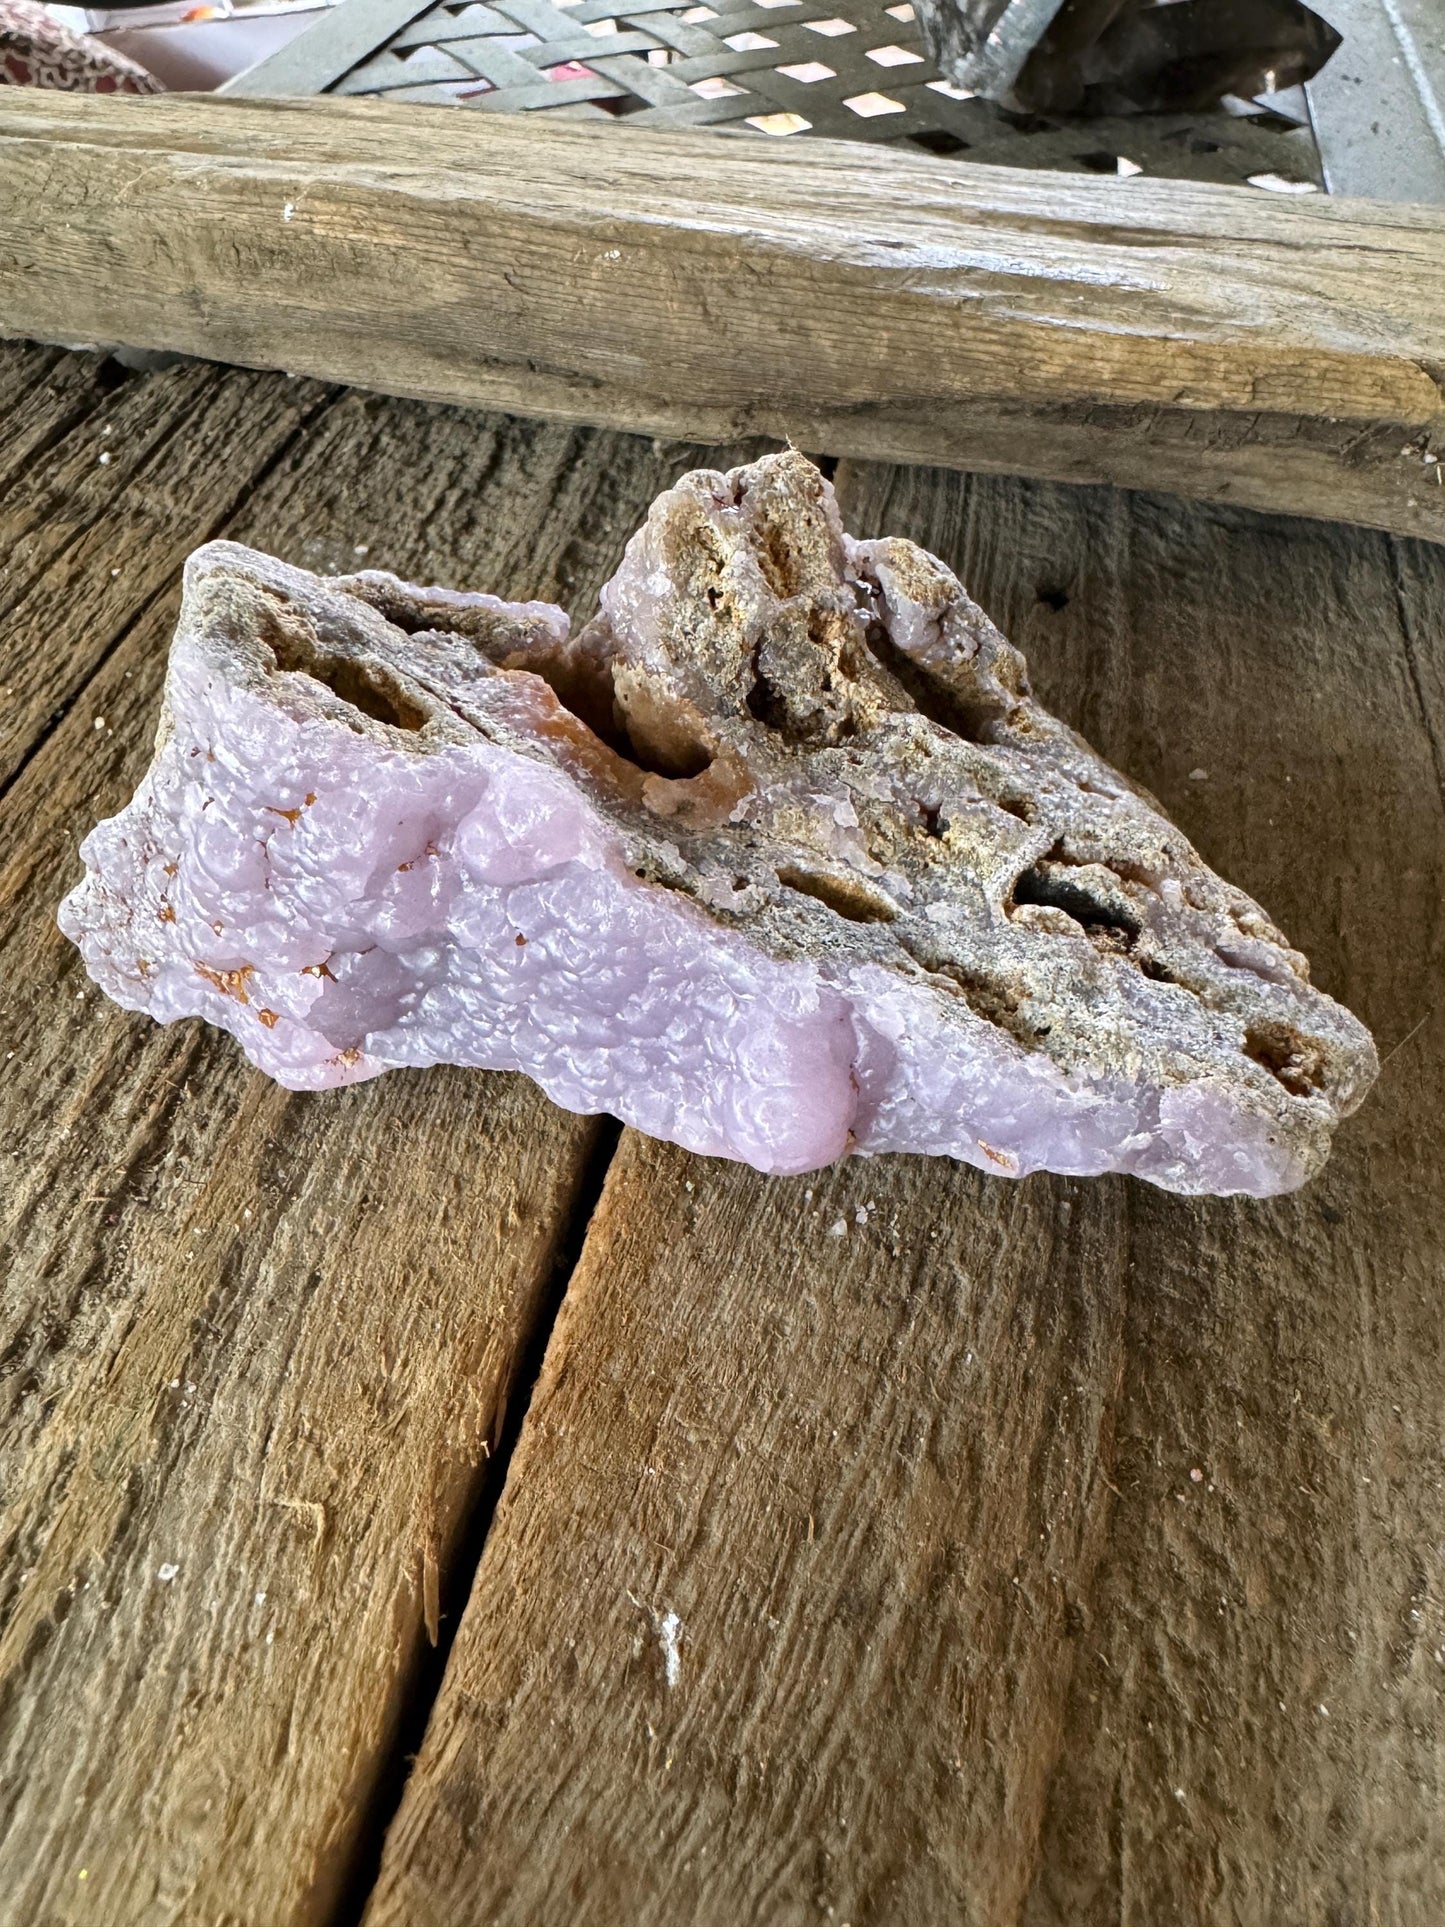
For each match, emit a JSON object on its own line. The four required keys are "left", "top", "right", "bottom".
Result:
{"left": 194, "top": 962, "right": 255, "bottom": 1004}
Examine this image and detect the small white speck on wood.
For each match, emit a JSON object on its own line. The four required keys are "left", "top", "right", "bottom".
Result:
{"left": 658, "top": 1610, "right": 683, "bottom": 1690}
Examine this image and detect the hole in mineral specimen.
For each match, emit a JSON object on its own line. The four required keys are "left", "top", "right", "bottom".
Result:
{"left": 1137, "top": 955, "right": 1182, "bottom": 986}
{"left": 341, "top": 581, "right": 537, "bottom": 665}
{"left": 1244, "top": 1022, "right": 1326, "bottom": 1097}
{"left": 863, "top": 621, "right": 1011, "bottom": 744}
{"left": 746, "top": 663, "right": 858, "bottom": 746}
{"left": 347, "top": 576, "right": 693, "bottom": 774}
{"left": 352, "top": 595, "right": 441, "bottom": 637}
{"left": 934, "top": 962, "right": 1047, "bottom": 1050}
{"left": 322, "top": 662, "right": 427, "bottom": 732}
{"left": 992, "top": 793, "right": 1036, "bottom": 823}
{"left": 621, "top": 717, "right": 713, "bottom": 780}
{"left": 754, "top": 522, "right": 804, "bottom": 599}
{"left": 259, "top": 603, "right": 428, "bottom": 732}
{"left": 342, "top": 573, "right": 730, "bottom": 791}
{"left": 776, "top": 865, "right": 897, "bottom": 924}
{"left": 1010, "top": 854, "right": 1141, "bottom": 944}
{"left": 896, "top": 938, "right": 1047, "bottom": 1051}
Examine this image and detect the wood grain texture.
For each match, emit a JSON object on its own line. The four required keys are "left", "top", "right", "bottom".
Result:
{"left": 0, "top": 353, "right": 332, "bottom": 790}
{"left": 1016, "top": 520, "right": 1445, "bottom": 1924}
{"left": 361, "top": 467, "right": 1444, "bottom": 1925}
{"left": 831, "top": 465, "right": 1445, "bottom": 1922}
{"left": 0, "top": 342, "right": 106, "bottom": 500}
{"left": 1, "top": 92, "right": 1444, "bottom": 541}
{"left": 0, "top": 351, "right": 754, "bottom": 1927}
{"left": 364, "top": 1142, "right": 1131, "bottom": 1927}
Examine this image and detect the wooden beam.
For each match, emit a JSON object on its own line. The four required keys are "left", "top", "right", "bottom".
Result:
{"left": 0, "top": 91, "right": 1443, "bottom": 540}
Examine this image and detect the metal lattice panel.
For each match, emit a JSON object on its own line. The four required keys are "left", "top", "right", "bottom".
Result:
{"left": 230, "top": 0, "right": 1324, "bottom": 189}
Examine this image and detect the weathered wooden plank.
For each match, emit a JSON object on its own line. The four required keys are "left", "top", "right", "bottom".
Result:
{"left": 364, "top": 1145, "right": 1130, "bottom": 1926}
{"left": 0, "top": 343, "right": 108, "bottom": 505}
{"left": 1016, "top": 520, "right": 1445, "bottom": 1923}
{"left": 0, "top": 357, "right": 332, "bottom": 790}
{"left": 0, "top": 336, "right": 64, "bottom": 411}
{"left": 0, "top": 357, "right": 750, "bottom": 1927}
{"left": 1, "top": 92, "right": 1444, "bottom": 541}
{"left": 360, "top": 468, "right": 1442, "bottom": 1924}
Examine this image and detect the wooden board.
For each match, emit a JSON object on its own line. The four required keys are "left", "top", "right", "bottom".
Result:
{"left": 0, "top": 348, "right": 752, "bottom": 1927}
{"left": 1, "top": 92, "right": 1444, "bottom": 543}
{"left": 362, "top": 1142, "right": 1132, "bottom": 1925}
{"left": 0, "top": 347, "right": 329, "bottom": 790}
{"left": 1021, "top": 508, "right": 1445, "bottom": 1925}
{"left": 359, "top": 462, "right": 1445, "bottom": 1924}
{"left": 3, "top": 338, "right": 1442, "bottom": 1925}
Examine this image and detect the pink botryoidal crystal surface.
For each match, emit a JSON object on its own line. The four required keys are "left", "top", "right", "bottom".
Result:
{"left": 60, "top": 452, "right": 1375, "bottom": 1194}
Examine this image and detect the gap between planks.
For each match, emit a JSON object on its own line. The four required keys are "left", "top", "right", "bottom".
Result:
{"left": 324, "top": 1116, "right": 625, "bottom": 1927}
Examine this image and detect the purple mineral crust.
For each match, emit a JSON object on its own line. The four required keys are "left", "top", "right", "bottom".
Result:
{"left": 60, "top": 452, "right": 1375, "bottom": 1193}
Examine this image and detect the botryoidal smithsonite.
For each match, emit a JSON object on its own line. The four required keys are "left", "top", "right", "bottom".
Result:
{"left": 60, "top": 452, "right": 1376, "bottom": 1193}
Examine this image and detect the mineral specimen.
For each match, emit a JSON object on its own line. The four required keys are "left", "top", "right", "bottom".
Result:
{"left": 60, "top": 451, "right": 1375, "bottom": 1194}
